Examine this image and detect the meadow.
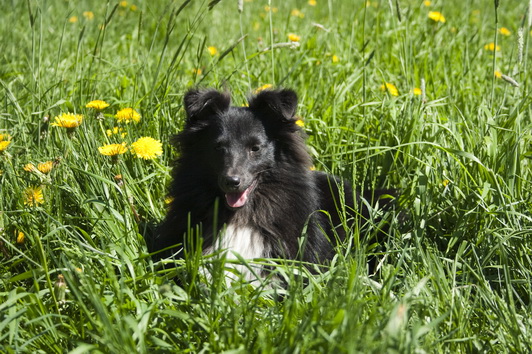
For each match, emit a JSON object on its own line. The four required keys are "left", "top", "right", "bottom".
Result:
{"left": 1, "top": 0, "right": 531, "bottom": 352}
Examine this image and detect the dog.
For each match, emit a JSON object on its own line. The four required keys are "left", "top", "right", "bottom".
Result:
{"left": 152, "top": 88, "right": 395, "bottom": 282}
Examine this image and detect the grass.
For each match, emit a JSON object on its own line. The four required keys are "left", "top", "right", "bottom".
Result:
{"left": 1, "top": 0, "right": 531, "bottom": 352}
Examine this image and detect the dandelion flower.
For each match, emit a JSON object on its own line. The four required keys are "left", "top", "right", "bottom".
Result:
{"left": 428, "top": 11, "right": 446, "bottom": 23}
{"left": 207, "top": 46, "right": 218, "bottom": 56}
{"left": 295, "top": 119, "right": 305, "bottom": 127}
{"left": 24, "top": 163, "right": 36, "bottom": 172}
{"left": 494, "top": 70, "right": 502, "bottom": 78}
{"left": 423, "top": 0, "right": 431, "bottom": 6}
{"left": 288, "top": 33, "right": 301, "bottom": 42}
{"left": 83, "top": 11, "right": 94, "bottom": 20}
{"left": 51, "top": 113, "right": 83, "bottom": 129}
{"left": 164, "top": 196, "right": 174, "bottom": 205}
{"left": 130, "top": 137, "right": 163, "bottom": 160}
{"left": 192, "top": 68, "right": 203, "bottom": 75}
{"left": 412, "top": 88, "right": 422, "bottom": 95}
{"left": 0, "top": 133, "right": 12, "bottom": 152}
{"left": 98, "top": 143, "right": 128, "bottom": 156}
{"left": 484, "top": 43, "right": 500, "bottom": 52}
{"left": 308, "top": 0, "right": 317, "bottom": 6}
{"left": 254, "top": 84, "right": 273, "bottom": 93}
{"left": 24, "top": 186, "right": 44, "bottom": 206}
{"left": 86, "top": 100, "right": 110, "bottom": 111}
{"left": 115, "top": 108, "right": 141, "bottom": 123}
{"left": 380, "top": 83, "right": 399, "bottom": 96}
{"left": 264, "top": 5, "right": 278, "bottom": 13}
{"left": 291, "top": 9, "right": 305, "bottom": 18}
{"left": 331, "top": 55, "right": 339, "bottom": 63}
{"left": 106, "top": 127, "right": 127, "bottom": 138}
{"left": 499, "top": 27, "right": 511, "bottom": 36}
{"left": 69, "top": 16, "right": 78, "bottom": 23}
{"left": 130, "top": 4, "right": 138, "bottom": 11}
{"left": 16, "top": 231, "right": 25, "bottom": 244}
{"left": 37, "top": 161, "right": 54, "bottom": 174}
{"left": 0, "top": 140, "right": 11, "bottom": 152}
{"left": 442, "top": 179, "right": 450, "bottom": 187}
{"left": 119, "top": 1, "right": 128, "bottom": 7}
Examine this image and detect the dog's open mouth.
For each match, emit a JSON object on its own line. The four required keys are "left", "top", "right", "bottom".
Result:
{"left": 225, "top": 181, "right": 257, "bottom": 209}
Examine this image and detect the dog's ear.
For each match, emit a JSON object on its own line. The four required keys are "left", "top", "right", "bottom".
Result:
{"left": 248, "top": 89, "right": 298, "bottom": 122}
{"left": 184, "top": 89, "right": 231, "bottom": 121}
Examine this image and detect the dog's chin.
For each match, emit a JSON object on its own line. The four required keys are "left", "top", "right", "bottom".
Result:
{"left": 224, "top": 181, "right": 257, "bottom": 209}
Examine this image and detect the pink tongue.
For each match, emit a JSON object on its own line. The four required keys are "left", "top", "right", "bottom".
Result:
{"left": 225, "top": 187, "right": 251, "bottom": 208}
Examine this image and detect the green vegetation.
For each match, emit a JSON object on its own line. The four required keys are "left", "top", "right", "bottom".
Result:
{"left": 1, "top": 0, "right": 531, "bottom": 352}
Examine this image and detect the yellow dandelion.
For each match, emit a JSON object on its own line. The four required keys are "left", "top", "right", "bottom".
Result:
{"left": 106, "top": 127, "right": 127, "bottom": 138}
{"left": 16, "top": 231, "right": 25, "bottom": 244}
{"left": 423, "top": 0, "right": 431, "bottom": 6}
{"left": 119, "top": 1, "right": 128, "bottom": 7}
{"left": 98, "top": 143, "right": 128, "bottom": 156}
{"left": 499, "top": 27, "right": 511, "bottom": 36}
{"left": 51, "top": 113, "right": 83, "bottom": 129}
{"left": 83, "top": 11, "right": 94, "bottom": 20}
{"left": 37, "top": 161, "right": 54, "bottom": 174}
{"left": 331, "top": 55, "right": 339, "bottom": 63}
{"left": 264, "top": 5, "right": 278, "bottom": 13}
{"left": 428, "top": 11, "right": 446, "bottom": 23}
{"left": 192, "top": 68, "right": 203, "bottom": 75}
{"left": 86, "top": 100, "right": 110, "bottom": 111}
{"left": 164, "top": 196, "right": 174, "bottom": 205}
{"left": 0, "top": 133, "right": 12, "bottom": 152}
{"left": 207, "top": 46, "right": 218, "bottom": 56}
{"left": 0, "top": 140, "right": 11, "bottom": 153}
{"left": 412, "top": 88, "right": 422, "bottom": 95}
{"left": 310, "top": 165, "right": 316, "bottom": 171}
{"left": 295, "top": 119, "right": 305, "bottom": 127}
{"left": 69, "top": 16, "right": 78, "bottom": 23}
{"left": 130, "top": 137, "right": 163, "bottom": 160}
{"left": 380, "top": 83, "right": 399, "bottom": 96}
{"left": 291, "top": 9, "right": 305, "bottom": 18}
{"left": 24, "top": 186, "right": 44, "bottom": 206}
{"left": 115, "top": 108, "right": 141, "bottom": 123}
{"left": 254, "top": 84, "right": 273, "bottom": 93}
{"left": 484, "top": 42, "right": 501, "bottom": 52}
{"left": 130, "top": 4, "right": 138, "bottom": 11}
{"left": 442, "top": 179, "right": 450, "bottom": 187}
{"left": 288, "top": 33, "right": 301, "bottom": 42}
{"left": 308, "top": 0, "right": 317, "bottom": 6}
{"left": 24, "top": 163, "right": 36, "bottom": 172}
{"left": 494, "top": 70, "right": 502, "bottom": 78}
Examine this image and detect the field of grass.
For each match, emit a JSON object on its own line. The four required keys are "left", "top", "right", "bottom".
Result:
{"left": 1, "top": 0, "right": 531, "bottom": 352}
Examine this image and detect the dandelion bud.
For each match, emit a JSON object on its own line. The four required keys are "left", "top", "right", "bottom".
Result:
{"left": 54, "top": 274, "right": 67, "bottom": 303}
{"left": 237, "top": 0, "right": 243, "bottom": 13}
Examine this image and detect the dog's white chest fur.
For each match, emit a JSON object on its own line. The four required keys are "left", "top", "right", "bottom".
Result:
{"left": 204, "top": 224, "right": 270, "bottom": 283}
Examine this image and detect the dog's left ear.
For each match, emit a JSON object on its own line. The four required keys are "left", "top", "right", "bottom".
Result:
{"left": 248, "top": 89, "right": 298, "bottom": 122}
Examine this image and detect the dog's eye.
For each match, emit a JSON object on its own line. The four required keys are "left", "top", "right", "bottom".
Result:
{"left": 251, "top": 145, "right": 260, "bottom": 152}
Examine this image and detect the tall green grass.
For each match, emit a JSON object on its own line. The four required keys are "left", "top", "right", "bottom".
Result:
{"left": 1, "top": 0, "right": 531, "bottom": 352}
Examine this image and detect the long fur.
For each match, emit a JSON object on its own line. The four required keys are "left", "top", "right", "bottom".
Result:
{"left": 152, "top": 88, "right": 394, "bottom": 279}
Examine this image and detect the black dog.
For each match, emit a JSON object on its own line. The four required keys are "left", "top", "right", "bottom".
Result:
{"left": 153, "top": 88, "right": 394, "bottom": 281}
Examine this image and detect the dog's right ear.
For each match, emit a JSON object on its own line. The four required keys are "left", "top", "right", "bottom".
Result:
{"left": 184, "top": 89, "right": 231, "bottom": 121}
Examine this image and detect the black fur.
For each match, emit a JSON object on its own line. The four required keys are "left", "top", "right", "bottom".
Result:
{"left": 152, "top": 88, "right": 394, "bottom": 272}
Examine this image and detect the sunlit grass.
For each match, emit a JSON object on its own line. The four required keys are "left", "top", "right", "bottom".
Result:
{"left": 1, "top": 0, "right": 531, "bottom": 352}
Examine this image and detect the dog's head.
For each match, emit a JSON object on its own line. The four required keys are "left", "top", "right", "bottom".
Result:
{"left": 177, "top": 88, "right": 310, "bottom": 209}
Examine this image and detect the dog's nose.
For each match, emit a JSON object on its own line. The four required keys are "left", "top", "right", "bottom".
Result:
{"left": 224, "top": 176, "right": 241, "bottom": 188}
